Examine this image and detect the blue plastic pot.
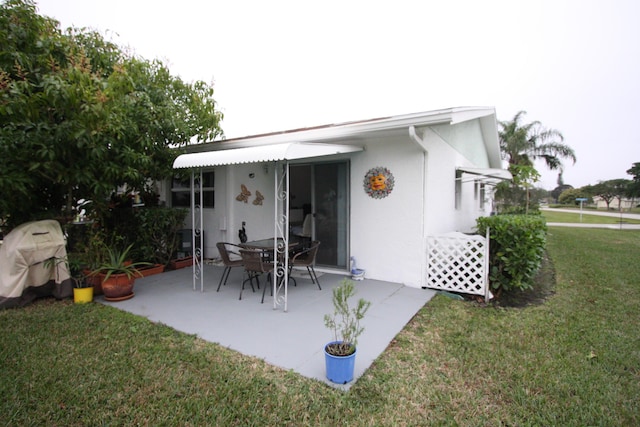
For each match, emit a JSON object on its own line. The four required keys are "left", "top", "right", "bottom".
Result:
{"left": 324, "top": 341, "right": 357, "bottom": 384}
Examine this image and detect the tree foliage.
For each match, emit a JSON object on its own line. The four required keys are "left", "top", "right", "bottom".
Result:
{"left": 495, "top": 111, "right": 576, "bottom": 213}
{"left": 557, "top": 188, "right": 591, "bottom": 205}
{"left": 0, "top": 0, "right": 223, "bottom": 231}
{"left": 592, "top": 179, "right": 631, "bottom": 210}
{"left": 550, "top": 184, "right": 573, "bottom": 204}
{"left": 499, "top": 111, "right": 576, "bottom": 171}
{"left": 626, "top": 162, "right": 640, "bottom": 200}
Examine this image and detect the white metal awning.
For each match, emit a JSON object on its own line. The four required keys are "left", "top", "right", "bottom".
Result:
{"left": 173, "top": 142, "right": 363, "bottom": 169}
{"left": 457, "top": 166, "right": 512, "bottom": 181}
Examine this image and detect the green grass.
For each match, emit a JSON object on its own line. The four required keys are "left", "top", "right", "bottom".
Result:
{"left": 1, "top": 228, "right": 639, "bottom": 426}
{"left": 542, "top": 209, "right": 640, "bottom": 224}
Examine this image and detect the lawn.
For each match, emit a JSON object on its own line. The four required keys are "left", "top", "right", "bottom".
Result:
{"left": 541, "top": 209, "right": 640, "bottom": 224}
{"left": 1, "top": 228, "right": 638, "bottom": 426}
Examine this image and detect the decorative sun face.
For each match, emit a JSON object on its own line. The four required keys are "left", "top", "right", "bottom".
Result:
{"left": 369, "top": 174, "right": 387, "bottom": 191}
{"left": 364, "top": 167, "right": 394, "bottom": 199}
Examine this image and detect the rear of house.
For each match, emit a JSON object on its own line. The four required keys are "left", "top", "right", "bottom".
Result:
{"left": 164, "top": 107, "right": 509, "bottom": 289}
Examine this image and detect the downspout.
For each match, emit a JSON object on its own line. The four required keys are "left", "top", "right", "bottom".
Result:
{"left": 408, "top": 126, "right": 428, "bottom": 289}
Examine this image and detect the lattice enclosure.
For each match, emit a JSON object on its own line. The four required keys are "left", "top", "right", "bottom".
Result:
{"left": 425, "top": 231, "right": 489, "bottom": 300}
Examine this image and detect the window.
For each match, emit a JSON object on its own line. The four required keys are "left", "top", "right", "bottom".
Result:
{"left": 171, "top": 171, "right": 215, "bottom": 208}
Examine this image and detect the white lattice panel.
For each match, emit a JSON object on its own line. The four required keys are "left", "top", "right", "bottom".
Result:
{"left": 425, "top": 231, "right": 489, "bottom": 300}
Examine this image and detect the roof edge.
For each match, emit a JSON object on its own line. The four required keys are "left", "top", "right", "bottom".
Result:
{"left": 190, "top": 106, "right": 496, "bottom": 149}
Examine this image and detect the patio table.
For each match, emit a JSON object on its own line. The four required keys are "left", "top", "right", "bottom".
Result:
{"left": 239, "top": 238, "right": 301, "bottom": 292}
{"left": 239, "top": 237, "right": 300, "bottom": 251}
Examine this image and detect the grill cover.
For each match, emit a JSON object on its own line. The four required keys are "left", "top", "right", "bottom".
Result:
{"left": 0, "top": 220, "right": 71, "bottom": 309}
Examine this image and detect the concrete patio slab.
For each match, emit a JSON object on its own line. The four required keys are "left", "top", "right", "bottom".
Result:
{"left": 98, "top": 264, "right": 435, "bottom": 390}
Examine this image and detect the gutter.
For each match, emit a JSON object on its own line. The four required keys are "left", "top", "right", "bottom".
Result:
{"left": 408, "top": 125, "right": 428, "bottom": 289}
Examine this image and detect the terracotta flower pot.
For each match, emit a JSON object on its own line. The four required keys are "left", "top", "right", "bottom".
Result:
{"left": 169, "top": 256, "right": 193, "bottom": 270}
{"left": 101, "top": 273, "right": 136, "bottom": 301}
{"left": 138, "top": 263, "right": 165, "bottom": 277}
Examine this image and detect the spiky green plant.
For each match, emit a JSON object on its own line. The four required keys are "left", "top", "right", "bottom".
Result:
{"left": 92, "top": 243, "right": 151, "bottom": 281}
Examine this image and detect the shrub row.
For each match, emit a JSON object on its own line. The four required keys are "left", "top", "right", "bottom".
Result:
{"left": 476, "top": 215, "right": 547, "bottom": 294}
{"left": 75, "top": 206, "right": 188, "bottom": 267}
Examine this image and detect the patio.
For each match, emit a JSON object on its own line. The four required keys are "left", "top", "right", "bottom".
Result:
{"left": 98, "top": 264, "right": 436, "bottom": 389}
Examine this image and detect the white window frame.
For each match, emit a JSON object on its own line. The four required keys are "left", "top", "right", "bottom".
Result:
{"left": 171, "top": 170, "right": 215, "bottom": 208}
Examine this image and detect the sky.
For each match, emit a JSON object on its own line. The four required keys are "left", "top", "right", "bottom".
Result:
{"left": 35, "top": 0, "right": 640, "bottom": 190}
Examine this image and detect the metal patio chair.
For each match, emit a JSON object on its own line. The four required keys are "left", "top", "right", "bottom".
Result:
{"left": 289, "top": 240, "right": 321, "bottom": 290}
{"left": 215, "top": 242, "right": 244, "bottom": 292}
{"left": 239, "top": 249, "right": 274, "bottom": 302}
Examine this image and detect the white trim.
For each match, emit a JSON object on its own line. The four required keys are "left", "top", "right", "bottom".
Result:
{"left": 173, "top": 142, "right": 363, "bottom": 169}
{"left": 456, "top": 166, "right": 512, "bottom": 181}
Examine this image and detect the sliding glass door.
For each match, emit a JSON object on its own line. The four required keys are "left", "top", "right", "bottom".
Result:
{"left": 290, "top": 161, "right": 349, "bottom": 269}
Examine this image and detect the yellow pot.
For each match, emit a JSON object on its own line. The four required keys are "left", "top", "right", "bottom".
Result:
{"left": 73, "top": 287, "right": 94, "bottom": 304}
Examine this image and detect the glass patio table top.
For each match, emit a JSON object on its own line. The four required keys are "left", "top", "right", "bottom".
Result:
{"left": 239, "top": 238, "right": 300, "bottom": 251}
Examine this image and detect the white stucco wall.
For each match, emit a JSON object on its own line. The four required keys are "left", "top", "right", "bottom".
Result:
{"left": 180, "top": 164, "right": 276, "bottom": 258}
{"left": 350, "top": 134, "right": 425, "bottom": 288}
{"left": 350, "top": 122, "right": 495, "bottom": 288}
{"left": 224, "top": 163, "right": 276, "bottom": 244}
{"left": 422, "top": 125, "right": 492, "bottom": 235}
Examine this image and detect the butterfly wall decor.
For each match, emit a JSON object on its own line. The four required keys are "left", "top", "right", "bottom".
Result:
{"left": 253, "top": 190, "right": 264, "bottom": 206}
{"left": 236, "top": 184, "right": 251, "bottom": 203}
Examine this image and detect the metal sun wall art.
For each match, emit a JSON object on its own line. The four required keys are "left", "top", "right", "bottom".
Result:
{"left": 236, "top": 184, "right": 263, "bottom": 205}
{"left": 364, "top": 166, "right": 394, "bottom": 199}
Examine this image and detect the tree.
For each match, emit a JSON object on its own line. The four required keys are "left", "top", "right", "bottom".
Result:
{"left": 495, "top": 111, "right": 576, "bottom": 213}
{"left": 626, "top": 162, "right": 640, "bottom": 203}
{"left": 499, "top": 111, "right": 576, "bottom": 172}
{"left": 592, "top": 179, "right": 631, "bottom": 211}
{"left": 550, "top": 184, "right": 573, "bottom": 204}
{"left": 0, "top": 0, "right": 223, "bottom": 231}
{"left": 558, "top": 188, "right": 591, "bottom": 205}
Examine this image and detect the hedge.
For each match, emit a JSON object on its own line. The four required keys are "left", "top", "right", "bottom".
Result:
{"left": 476, "top": 215, "right": 547, "bottom": 294}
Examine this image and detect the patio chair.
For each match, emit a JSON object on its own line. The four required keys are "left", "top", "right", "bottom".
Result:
{"left": 289, "top": 240, "right": 321, "bottom": 290}
{"left": 216, "top": 242, "right": 244, "bottom": 292}
{"left": 239, "top": 249, "right": 274, "bottom": 302}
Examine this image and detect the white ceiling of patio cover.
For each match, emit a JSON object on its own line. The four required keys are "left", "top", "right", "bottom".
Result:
{"left": 173, "top": 142, "right": 363, "bottom": 169}
{"left": 457, "top": 166, "right": 512, "bottom": 181}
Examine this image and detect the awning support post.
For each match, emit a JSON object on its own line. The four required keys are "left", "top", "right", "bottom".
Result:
{"left": 273, "top": 161, "right": 290, "bottom": 312}
{"left": 191, "top": 169, "right": 204, "bottom": 292}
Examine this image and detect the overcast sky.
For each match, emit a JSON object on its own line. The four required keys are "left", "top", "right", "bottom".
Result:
{"left": 35, "top": 0, "right": 639, "bottom": 190}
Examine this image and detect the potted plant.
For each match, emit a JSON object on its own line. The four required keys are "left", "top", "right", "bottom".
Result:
{"left": 323, "top": 278, "right": 371, "bottom": 384}
{"left": 45, "top": 254, "right": 93, "bottom": 303}
{"left": 74, "top": 229, "right": 108, "bottom": 295}
{"left": 91, "top": 244, "right": 150, "bottom": 302}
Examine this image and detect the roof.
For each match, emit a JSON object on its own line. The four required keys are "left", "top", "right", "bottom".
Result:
{"left": 176, "top": 106, "right": 503, "bottom": 169}
{"left": 173, "top": 142, "right": 363, "bottom": 169}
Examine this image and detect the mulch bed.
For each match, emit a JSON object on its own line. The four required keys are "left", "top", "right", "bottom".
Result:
{"left": 461, "top": 251, "right": 557, "bottom": 308}
{"left": 494, "top": 251, "right": 556, "bottom": 308}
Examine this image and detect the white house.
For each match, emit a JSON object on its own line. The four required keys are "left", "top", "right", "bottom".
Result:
{"left": 169, "top": 107, "right": 510, "bottom": 305}
{"left": 593, "top": 196, "right": 634, "bottom": 210}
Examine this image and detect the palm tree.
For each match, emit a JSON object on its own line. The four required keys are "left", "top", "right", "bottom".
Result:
{"left": 496, "top": 111, "right": 576, "bottom": 213}
{"left": 499, "top": 111, "right": 576, "bottom": 172}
